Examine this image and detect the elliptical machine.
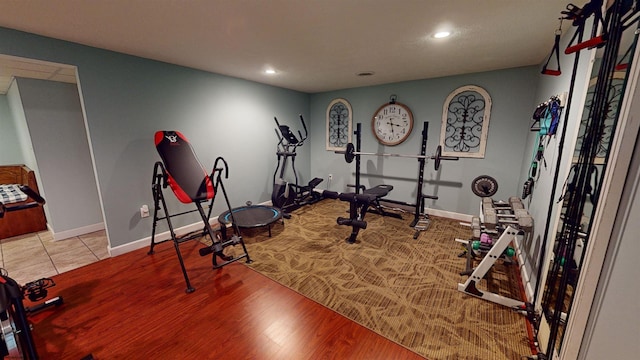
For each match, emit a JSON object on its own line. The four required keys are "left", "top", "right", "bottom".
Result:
{"left": 272, "top": 115, "right": 323, "bottom": 217}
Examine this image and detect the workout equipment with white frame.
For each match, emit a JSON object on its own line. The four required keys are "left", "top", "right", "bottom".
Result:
{"left": 457, "top": 196, "right": 533, "bottom": 309}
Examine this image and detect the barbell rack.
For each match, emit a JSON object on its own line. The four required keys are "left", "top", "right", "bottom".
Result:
{"left": 337, "top": 121, "right": 458, "bottom": 234}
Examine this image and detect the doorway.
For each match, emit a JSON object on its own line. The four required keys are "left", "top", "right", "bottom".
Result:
{"left": 0, "top": 54, "right": 109, "bottom": 281}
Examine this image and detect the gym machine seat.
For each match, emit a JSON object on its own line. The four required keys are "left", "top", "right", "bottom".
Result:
{"left": 322, "top": 184, "right": 394, "bottom": 243}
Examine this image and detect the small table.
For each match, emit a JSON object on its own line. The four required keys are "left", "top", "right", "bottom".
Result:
{"left": 218, "top": 205, "right": 282, "bottom": 239}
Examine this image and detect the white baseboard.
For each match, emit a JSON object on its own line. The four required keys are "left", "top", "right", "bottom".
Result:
{"left": 109, "top": 218, "right": 220, "bottom": 257}
{"left": 377, "top": 199, "right": 473, "bottom": 223}
{"left": 108, "top": 201, "right": 471, "bottom": 257}
{"left": 110, "top": 200, "right": 277, "bottom": 256}
{"left": 425, "top": 208, "right": 473, "bottom": 223}
{"left": 52, "top": 222, "right": 105, "bottom": 241}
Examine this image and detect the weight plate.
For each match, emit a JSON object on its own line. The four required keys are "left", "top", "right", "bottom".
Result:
{"left": 434, "top": 145, "right": 442, "bottom": 171}
{"left": 471, "top": 175, "right": 498, "bottom": 197}
{"left": 345, "top": 143, "right": 355, "bottom": 163}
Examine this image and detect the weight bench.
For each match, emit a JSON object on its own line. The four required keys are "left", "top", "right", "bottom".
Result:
{"left": 322, "top": 184, "right": 394, "bottom": 243}
{"left": 360, "top": 184, "right": 403, "bottom": 219}
{"left": 149, "top": 130, "right": 251, "bottom": 293}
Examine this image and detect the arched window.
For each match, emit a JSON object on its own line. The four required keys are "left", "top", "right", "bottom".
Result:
{"left": 440, "top": 85, "right": 492, "bottom": 158}
{"left": 326, "top": 98, "right": 353, "bottom": 151}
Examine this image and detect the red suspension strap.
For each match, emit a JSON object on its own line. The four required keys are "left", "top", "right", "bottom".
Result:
{"left": 542, "top": 19, "right": 563, "bottom": 76}
{"left": 563, "top": 0, "right": 607, "bottom": 54}
{"left": 615, "top": 41, "right": 634, "bottom": 70}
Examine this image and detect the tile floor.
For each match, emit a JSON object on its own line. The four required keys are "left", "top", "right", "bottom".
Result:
{"left": 0, "top": 230, "right": 109, "bottom": 285}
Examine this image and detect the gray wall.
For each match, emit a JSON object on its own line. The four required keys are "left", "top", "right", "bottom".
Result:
{"left": 0, "top": 27, "right": 310, "bottom": 248}
{"left": 581, "top": 123, "right": 640, "bottom": 359}
{"left": 0, "top": 94, "right": 24, "bottom": 164}
{"left": 14, "top": 77, "right": 103, "bottom": 236}
{"left": 5, "top": 82, "right": 38, "bottom": 169}
{"left": 518, "top": 29, "right": 594, "bottom": 295}
{"left": 310, "top": 67, "right": 539, "bottom": 216}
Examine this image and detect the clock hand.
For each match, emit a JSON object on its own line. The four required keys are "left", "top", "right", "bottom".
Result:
{"left": 385, "top": 120, "right": 402, "bottom": 135}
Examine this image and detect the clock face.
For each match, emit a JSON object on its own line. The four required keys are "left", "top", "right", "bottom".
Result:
{"left": 326, "top": 98, "right": 352, "bottom": 150}
{"left": 371, "top": 102, "right": 413, "bottom": 145}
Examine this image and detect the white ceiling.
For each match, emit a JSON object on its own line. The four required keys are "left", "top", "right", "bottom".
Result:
{"left": 0, "top": 56, "right": 77, "bottom": 94}
{"left": 0, "top": 0, "right": 572, "bottom": 94}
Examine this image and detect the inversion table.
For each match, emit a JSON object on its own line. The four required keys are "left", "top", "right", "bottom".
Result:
{"left": 149, "top": 130, "right": 251, "bottom": 293}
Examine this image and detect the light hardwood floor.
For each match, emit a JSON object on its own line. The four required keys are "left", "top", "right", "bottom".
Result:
{"left": 0, "top": 230, "right": 109, "bottom": 285}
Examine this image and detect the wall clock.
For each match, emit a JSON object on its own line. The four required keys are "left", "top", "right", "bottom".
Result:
{"left": 326, "top": 98, "right": 353, "bottom": 151}
{"left": 371, "top": 96, "right": 414, "bottom": 146}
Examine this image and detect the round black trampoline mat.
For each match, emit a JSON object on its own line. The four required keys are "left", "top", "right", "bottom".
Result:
{"left": 218, "top": 205, "right": 282, "bottom": 229}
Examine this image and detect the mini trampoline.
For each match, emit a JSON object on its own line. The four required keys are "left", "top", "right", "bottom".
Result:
{"left": 218, "top": 205, "right": 283, "bottom": 238}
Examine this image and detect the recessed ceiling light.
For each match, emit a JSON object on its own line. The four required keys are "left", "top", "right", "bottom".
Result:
{"left": 433, "top": 31, "right": 451, "bottom": 39}
{"left": 265, "top": 69, "right": 276, "bottom": 74}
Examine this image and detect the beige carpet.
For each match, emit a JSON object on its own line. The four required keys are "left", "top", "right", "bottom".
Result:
{"left": 229, "top": 199, "right": 532, "bottom": 360}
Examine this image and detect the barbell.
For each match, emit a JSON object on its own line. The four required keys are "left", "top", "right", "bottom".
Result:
{"left": 336, "top": 143, "right": 459, "bottom": 170}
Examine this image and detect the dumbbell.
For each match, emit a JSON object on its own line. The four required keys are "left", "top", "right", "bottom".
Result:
{"left": 471, "top": 240, "right": 515, "bottom": 257}
{"left": 514, "top": 209, "right": 533, "bottom": 232}
{"left": 482, "top": 198, "right": 533, "bottom": 232}
{"left": 509, "top": 197, "right": 524, "bottom": 211}
{"left": 480, "top": 233, "right": 492, "bottom": 245}
{"left": 471, "top": 217, "right": 481, "bottom": 239}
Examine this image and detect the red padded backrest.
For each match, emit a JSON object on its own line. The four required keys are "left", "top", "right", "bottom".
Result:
{"left": 154, "top": 131, "right": 214, "bottom": 203}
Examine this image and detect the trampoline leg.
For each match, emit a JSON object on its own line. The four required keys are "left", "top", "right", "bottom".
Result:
{"left": 212, "top": 178, "right": 253, "bottom": 265}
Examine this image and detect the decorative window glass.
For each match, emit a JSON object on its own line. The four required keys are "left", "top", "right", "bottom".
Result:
{"left": 574, "top": 72, "right": 625, "bottom": 164}
{"left": 326, "top": 98, "right": 353, "bottom": 151}
{"left": 440, "top": 85, "right": 492, "bottom": 158}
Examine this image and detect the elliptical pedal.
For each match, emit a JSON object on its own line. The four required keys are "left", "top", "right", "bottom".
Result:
{"left": 308, "top": 177, "right": 323, "bottom": 188}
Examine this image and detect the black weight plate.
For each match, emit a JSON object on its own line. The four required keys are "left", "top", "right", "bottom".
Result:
{"left": 434, "top": 145, "right": 442, "bottom": 170}
{"left": 345, "top": 143, "right": 355, "bottom": 163}
{"left": 471, "top": 175, "right": 498, "bottom": 197}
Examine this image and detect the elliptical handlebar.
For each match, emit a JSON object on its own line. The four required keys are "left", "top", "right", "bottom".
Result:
{"left": 298, "top": 114, "right": 308, "bottom": 143}
{"left": 274, "top": 114, "right": 309, "bottom": 149}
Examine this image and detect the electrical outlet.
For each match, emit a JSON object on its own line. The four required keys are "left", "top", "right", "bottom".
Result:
{"left": 559, "top": 91, "right": 568, "bottom": 106}
{"left": 140, "top": 204, "right": 149, "bottom": 218}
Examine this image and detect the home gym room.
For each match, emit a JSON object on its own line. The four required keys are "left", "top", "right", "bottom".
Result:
{"left": 0, "top": 1, "right": 638, "bottom": 359}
